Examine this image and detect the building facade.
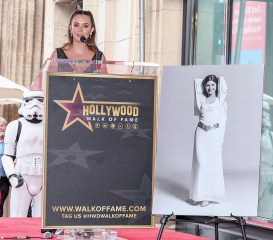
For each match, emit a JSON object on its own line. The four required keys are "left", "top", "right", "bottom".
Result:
{"left": 1, "top": 0, "right": 273, "bottom": 238}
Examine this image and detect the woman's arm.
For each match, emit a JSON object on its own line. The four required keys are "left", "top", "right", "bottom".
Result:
{"left": 218, "top": 76, "right": 227, "bottom": 105}
{"left": 47, "top": 49, "right": 59, "bottom": 73}
{"left": 194, "top": 78, "right": 204, "bottom": 111}
{"left": 50, "top": 49, "right": 58, "bottom": 59}
{"left": 218, "top": 76, "right": 228, "bottom": 145}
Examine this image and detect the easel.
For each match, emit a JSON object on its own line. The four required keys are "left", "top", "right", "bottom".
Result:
{"left": 157, "top": 213, "right": 174, "bottom": 240}
{"left": 157, "top": 213, "right": 247, "bottom": 240}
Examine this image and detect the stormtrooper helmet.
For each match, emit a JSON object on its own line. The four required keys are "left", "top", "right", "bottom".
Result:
{"left": 18, "top": 90, "right": 44, "bottom": 121}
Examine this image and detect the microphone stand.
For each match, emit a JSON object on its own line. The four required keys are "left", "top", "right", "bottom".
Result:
{"left": 80, "top": 35, "right": 100, "bottom": 70}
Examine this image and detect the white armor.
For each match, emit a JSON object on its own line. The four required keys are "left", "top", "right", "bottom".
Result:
{"left": 2, "top": 90, "right": 44, "bottom": 217}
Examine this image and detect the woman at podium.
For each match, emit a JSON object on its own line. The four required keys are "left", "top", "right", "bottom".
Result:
{"left": 50, "top": 9, "right": 107, "bottom": 73}
{"left": 31, "top": 9, "right": 107, "bottom": 90}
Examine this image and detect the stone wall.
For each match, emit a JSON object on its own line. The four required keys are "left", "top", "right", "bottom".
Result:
{"left": 0, "top": 0, "right": 45, "bottom": 122}
{"left": 0, "top": 0, "right": 45, "bottom": 216}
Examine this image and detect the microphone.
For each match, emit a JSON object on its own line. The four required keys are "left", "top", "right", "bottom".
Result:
{"left": 80, "top": 35, "right": 100, "bottom": 62}
{"left": 80, "top": 35, "right": 97, "bottom": 49}
{"left": 0, "top": 237, "right": 31, "bottom": 239}
{"left": 0, "top": 235, "right": 53, "bottom": 240}
{"left": 43, "top": 232, "right": 52, "bottom": 239}
{"left": 80, "top": 35, "right": 87, "bottom": 43}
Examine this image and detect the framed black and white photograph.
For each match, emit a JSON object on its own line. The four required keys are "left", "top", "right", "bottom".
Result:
{"left": 153, "top": 64, "right": 264, "bottom": 216}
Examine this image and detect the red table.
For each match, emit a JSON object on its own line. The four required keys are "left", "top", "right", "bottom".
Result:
{"left": 0, "top": 218, "right": 211, "bottom": 240}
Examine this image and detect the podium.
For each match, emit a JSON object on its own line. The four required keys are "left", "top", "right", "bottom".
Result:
{"left": 35, "top": 59, "right": 159, "bottom": 232}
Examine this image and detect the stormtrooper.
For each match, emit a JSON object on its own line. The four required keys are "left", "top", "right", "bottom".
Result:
{"left": 2, "top": 90, "right": 44, "bottom": 217}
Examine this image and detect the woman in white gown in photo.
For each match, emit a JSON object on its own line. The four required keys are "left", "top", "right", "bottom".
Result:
{"left": 189, "top": 74, "right": 228, "bottom": 207}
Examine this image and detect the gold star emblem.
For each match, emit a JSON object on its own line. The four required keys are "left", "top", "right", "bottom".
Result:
{"left": 54, "top": 82, "right": 93, "bottom": 131}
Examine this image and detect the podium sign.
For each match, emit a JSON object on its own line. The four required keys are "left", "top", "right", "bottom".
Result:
{"left": 43, "top": 72, "right": 157, "bottom": 228}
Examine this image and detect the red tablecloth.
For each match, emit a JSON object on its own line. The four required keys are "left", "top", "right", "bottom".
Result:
{"left": 0, "top": 218, "right": 211, "bottom": 240}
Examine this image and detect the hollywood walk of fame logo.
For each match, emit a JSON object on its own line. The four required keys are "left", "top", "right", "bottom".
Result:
{"left": 54, "top": 82, "right": 140, "bottom": 132}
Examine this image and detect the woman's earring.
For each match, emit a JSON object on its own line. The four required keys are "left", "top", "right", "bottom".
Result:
{"left": 90, "top": 33, "right": 92, "bottom": 38}
{"left": 70, "top": 32, "right": 73, "bottom": 37}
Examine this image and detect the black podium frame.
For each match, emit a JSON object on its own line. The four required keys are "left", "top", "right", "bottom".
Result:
{"left": 40, "top": 60, "right": 159, "bottom": 229}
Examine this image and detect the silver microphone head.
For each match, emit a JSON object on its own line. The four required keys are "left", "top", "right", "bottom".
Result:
{"left": 44, "top": 232, "right": 52, "bottom": 239}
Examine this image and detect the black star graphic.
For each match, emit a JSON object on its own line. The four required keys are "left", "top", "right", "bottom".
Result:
{"left": 110, "top": 174, "right": 152, "bottom": 224}
{"left": 48, "top": 142, "right": 102, "bottom": 169}
{"left": 114, "top": 128, "right": 152, "bottom": 140}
